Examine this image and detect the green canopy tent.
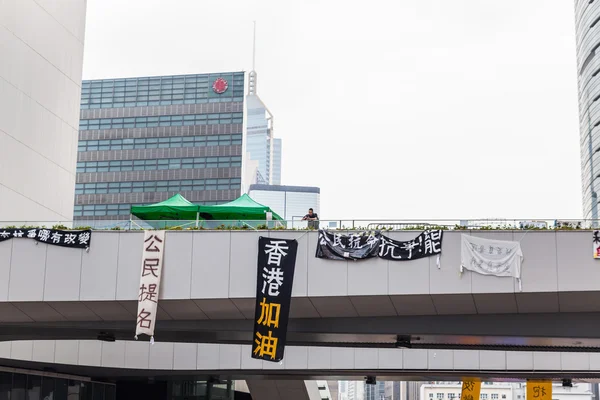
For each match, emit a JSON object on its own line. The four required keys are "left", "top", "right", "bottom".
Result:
{"left": 197, "top": 194, "right": 282, "bottom": 222}
{"left": 130, "top": 194, "right": 199, "bottom": 225}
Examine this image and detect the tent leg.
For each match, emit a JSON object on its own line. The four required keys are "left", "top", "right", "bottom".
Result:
{"left": 129, "top": 214, "right": 133, "bottom": 231}
{"left": 195, "top": 212, "right": 199, "bottom": 228}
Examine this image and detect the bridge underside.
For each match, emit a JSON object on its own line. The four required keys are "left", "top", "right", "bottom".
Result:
{"left": 3, "top": 313, "right": 600, "bottom": 352}
{"left": 1, "top": 357, "right": 600, "bottom": 382}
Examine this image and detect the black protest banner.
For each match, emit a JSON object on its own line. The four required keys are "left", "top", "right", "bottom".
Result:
{"left": 316, "top": 230, "right": 380, "bottom": 260}
{"left": 379, "top": 230, "right": 443, "bottom": 261}
{"left": 0, "top": 228, "right": 92, "bottom": 249}
{"left": 252, "top": 237, "right": 298, "bottom": 362}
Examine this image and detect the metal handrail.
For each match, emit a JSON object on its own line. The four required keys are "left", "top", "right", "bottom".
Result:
{"left": 0, "top": 218, "right": 594, "bottom": 230}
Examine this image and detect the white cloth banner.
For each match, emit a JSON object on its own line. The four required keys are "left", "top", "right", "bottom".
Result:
{"left": 135, "top": 230, "right": 166, "bottom": 341}
{"left": 460, "top": 234, "right": 523, "bottom": 290}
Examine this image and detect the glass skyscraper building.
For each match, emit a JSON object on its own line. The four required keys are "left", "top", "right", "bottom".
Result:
{"left": 244, "top": 65, "right": 282, "bottom": 188}
{"left": 576, "top": 1, "right": 600, "bottom": 220}
{"left": 74, "top": 72, "right": 244, "bottom": 221}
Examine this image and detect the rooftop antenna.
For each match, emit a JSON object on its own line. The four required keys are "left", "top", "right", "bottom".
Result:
{"left": 249, "top": 21, "right": 257, "bottom": 95}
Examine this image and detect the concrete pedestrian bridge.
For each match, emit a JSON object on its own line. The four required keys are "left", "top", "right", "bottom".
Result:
{"left": 1, "top": 229, "right": 600, "bottom": 351}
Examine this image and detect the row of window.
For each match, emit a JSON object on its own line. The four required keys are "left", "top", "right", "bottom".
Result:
{"left": 79, "top": 113, "right": 243, "bottom": 130}
{"left": 82, "top": 94, "right": 244, "bottom": 103}
{"left": 431, "top": 394, "right": 504, "bottom": 400}
{"left": 81, "top": 97, "right": 244, "bottom": 109}
{"left": 75, "top": 178, "right": 242, "bottom": 194}
{"left": 82, "top": 74, "right": 244, "bottom": 89}
{"left": 82, "top": 92, "right": 244, "bottom": 102}
{"left": 76, "top": 156, "right": 242, "bottom": 173}
{"left": 77, "top": 134, "right": 242, "bottom": 152}
{"left": 80, "top": 75, "right": 244, "bottom": 109}
{"left": 82, "top": 84, "right": 244, "bottom": 95}
{"left": 74, "top": 201, "right": 223, "bottom": 217}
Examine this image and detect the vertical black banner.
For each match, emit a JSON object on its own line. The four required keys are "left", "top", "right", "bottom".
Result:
{"left": 252, "top": 236, "right": 298, "bottom": 362}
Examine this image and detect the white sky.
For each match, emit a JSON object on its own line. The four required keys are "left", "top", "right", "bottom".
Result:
{"left": 83, "top": 0, "right": 582, "bottom": 221}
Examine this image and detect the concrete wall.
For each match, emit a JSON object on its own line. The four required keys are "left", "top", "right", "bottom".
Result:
{"left": 0, "top": 0, "right": 86, "bottom": 222}
{"left": 0, "top": 230, "right": 600, "bottom": 320}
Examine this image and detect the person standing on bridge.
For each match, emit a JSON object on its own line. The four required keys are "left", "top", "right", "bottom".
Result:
{"left": 302, "top": 208, "right": 319, "bottom": 229}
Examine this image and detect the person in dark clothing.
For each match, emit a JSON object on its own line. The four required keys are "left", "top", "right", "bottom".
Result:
{"left": 302, "top": 208, "right": 319, "bottom": 229}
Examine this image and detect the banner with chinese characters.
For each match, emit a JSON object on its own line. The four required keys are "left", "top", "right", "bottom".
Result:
{"left": 379, "top": 230, "right": 443, "bottom": 261}
{"left": 594, "top": 230, "right": 600, "bottom": 259}
{"left": 135, "top": 230, "right": 166, "bottom": 341}
{"left": 0, "top": 228, "right": 91, "bottom": 249}
{"left": 527, "top": 380, "right": 552, "bottom": 400}
{"left": 252, "top": 237, "right": 298, "bottom": 362}
{"left": 460, "top": 234, "right": 523, "bottom": 290}
{"left": 460, "top": 379, "right": 481, "bottom": 400}
{"left": 316, "top": 230, "right": 380, "bottom": 260}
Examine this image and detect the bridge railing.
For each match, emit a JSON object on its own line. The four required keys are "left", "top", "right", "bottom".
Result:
{"left": 0, "top": 219, "right": 594, "bottom": 230}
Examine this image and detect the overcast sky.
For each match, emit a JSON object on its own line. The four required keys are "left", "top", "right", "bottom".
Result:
{"left": 83, "top": 0, "right": 582, "bottom": 221}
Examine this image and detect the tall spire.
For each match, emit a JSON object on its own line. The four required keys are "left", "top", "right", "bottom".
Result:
{"left": 248, "top": 21, "right": 257, "bottom": 95}
{"left": 252, "top": 20, "right": 257, "bottom": 71}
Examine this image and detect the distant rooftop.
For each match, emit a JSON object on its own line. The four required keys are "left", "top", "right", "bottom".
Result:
{"left": 248, "top": 184, "right": 320, "bottom": 194}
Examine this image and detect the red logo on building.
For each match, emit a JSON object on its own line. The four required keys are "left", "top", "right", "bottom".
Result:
{"left": 212, "top": 78, "right": 229, "bottom": 94}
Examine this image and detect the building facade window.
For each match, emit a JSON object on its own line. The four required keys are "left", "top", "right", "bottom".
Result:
{"left": 75, "top": 178, "right": 242, "bottom": 195}
{"left": 78, "top": 113, "right": 243, "bottom": 130}
{"left": 76, "top": 156, "right": 242, "bottom": 173}
{"left": 77, "top": 134, "right": 242, "bottom": 151}
{"left": 81, "top": 73, "right": 245, "bottom": 109}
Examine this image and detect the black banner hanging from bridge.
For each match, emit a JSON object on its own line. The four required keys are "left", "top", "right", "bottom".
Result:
{"left": 0, "top": 228, "right": 92, "bottom": 249}
{"left": 379, "top": 230, "right": 443, "bottom": 261}
{"left": 252, "top": 237, "right": 298, "bottom": 362}
{"left": 316, "top": 230, "right": 380, "bottom": 260}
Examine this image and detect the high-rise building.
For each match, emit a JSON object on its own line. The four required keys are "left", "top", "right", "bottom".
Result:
{"left": 244, "top": 26, "right": 282, "bottom": 189}
{"left": 384, "top": 382, "right": 400, "bottom": 400}
{"left": 272, "top": 138, "right": 282, "bottom": 185}
{"left": 74, "top": 72, "right": 244, "bottom": 221}
{"left": 364, "top": 382, "right": 386, "bottom": 400}
{"left": 576, "top": 1, "right": 600, "bottom": 220}
{"left": 0, "top": 0, "right": 87, "bottom": 222}
{"left": 245, "top": 93, "right": 273, "bottom": 185}
{"left": 347, "top": 381, "right": 365, "bottom": 400}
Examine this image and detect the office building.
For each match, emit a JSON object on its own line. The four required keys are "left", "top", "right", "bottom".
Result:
{"left": 345, "top": 381, "right": 365, "bottom": 400}
{"left": 318, "top": 381, "right": 334, "bottom": 400}
{"left": 272, "top": 137, "right": 282, "bottom": 185}
{"left": 248, "top": 184, "right": 320, "bottom": 222}
{"left": 74, "top": 72, "right": 244, "bottom": 220}
{"left": 421, "top": 382, "right": 515, "bottom": 400}
{"left": 513, "top": 383, "right": 592, "bottom": 400}
{"left": 576, "top": 1, "right": 600, "bottom": 220}
{"left": 365, "top": 382, "right": 386, "bottom": 400}
{"left": 0, "top": 0, "right": 87, "bottom": 222}
{"left": 244, "top": 28, "right": 282, "bottom": 188}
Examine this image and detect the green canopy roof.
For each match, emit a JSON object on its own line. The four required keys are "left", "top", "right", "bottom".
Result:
{"left": 197, "top": 194, "right": 282, "bottom": 221}
{"left": 130, "top": 194, "right": 199, "bottom": 221}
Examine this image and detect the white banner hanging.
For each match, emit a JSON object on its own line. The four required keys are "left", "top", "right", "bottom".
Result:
{"left": 135, "top": 230, "right": 166, "bottom": 342}
{"left": 460, "top": 234, "right": 523, "bottom": 290}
